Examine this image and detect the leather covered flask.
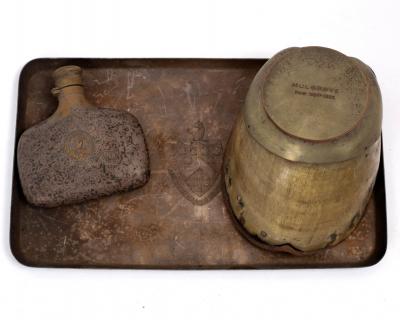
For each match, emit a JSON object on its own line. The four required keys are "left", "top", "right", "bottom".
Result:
{"left": 17, "top": 65, "right": 150, "bottom": 207}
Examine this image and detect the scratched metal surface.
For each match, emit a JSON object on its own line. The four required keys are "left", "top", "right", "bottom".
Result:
{"left": 10, "top": 59, "right": 387, "bottom": 268}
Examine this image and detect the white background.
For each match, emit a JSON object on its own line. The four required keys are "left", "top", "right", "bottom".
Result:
{"left": 0, "top": 0, "right": 399, "bottom": 319}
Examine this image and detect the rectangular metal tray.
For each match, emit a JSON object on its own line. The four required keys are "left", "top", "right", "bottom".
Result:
{"left": 10, "top": 58, "right": 387, "bottom": 268}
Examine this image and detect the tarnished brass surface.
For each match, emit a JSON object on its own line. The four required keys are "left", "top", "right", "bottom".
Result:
{"left": 10, "top": 58, "right": 386, "bottom": 268}
{"left": 224, "top": 112, "right": 380, "bottom": 252}
{"left": 264, "top": 48, "right": 369, "bottom": 142}
{"left": 224, "top": 47, "right": 382, "bottom": 253}
{"left": 244, "top": 47, "right": 382, "bottom": 163}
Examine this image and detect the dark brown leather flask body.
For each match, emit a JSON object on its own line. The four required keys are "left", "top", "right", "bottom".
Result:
{"left": 17, "top": 66, "right": 150, "bottom": 207}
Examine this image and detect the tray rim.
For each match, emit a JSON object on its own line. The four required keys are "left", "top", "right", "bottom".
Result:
{"left": 9, "top": 58, "right": 388, "bottom": 269}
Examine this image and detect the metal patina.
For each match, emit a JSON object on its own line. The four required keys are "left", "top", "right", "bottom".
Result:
{"left": 10, "top": 58, "right": 386, "bottom": 268}
{"left": 223, "top": 47, "right": 382, "bottom": 253}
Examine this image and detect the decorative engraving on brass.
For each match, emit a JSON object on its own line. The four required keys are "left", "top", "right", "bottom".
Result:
{"left": 169, "top": 121, "right": 222, "bottom": 206}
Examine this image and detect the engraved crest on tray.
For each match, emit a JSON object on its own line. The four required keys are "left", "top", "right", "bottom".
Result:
{"left": 168, "top": 121, "right": 222, "bottom": 206}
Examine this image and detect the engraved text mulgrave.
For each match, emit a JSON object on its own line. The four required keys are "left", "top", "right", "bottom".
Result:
{"left": 292, "top": 82, "right": 339, "bottom": 100}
